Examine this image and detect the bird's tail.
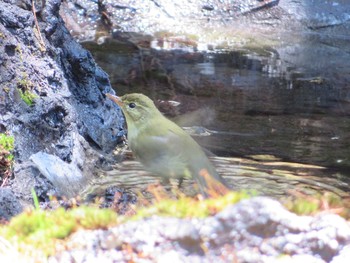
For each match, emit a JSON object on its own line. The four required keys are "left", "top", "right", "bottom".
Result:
{"left": 197, "top": 168, "right": 230, "bottom": 197}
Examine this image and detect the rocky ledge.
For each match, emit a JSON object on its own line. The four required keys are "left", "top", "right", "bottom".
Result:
{"left": 0, "top": 0, "right": 123, "bottom": 217}
{"left": 50, "top": 198, "right": 350, "bottom": 263}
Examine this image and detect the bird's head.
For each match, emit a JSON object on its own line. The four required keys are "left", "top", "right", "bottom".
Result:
{"left": 106, "top": 93, "right": 161, "bottom": 124}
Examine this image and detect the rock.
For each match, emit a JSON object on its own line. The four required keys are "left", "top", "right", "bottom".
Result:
{"left": 30, "top": 151, "right": 86, "bottom": 198}
{"left": 0, "top": 188, "right": 23, "bottom": 221}
{"left": 61, "top": 0, "right": 350, "bottom": 42}
{"left": 0, "top": 0, "right": 124, "bottom": 215}
{"left": 50, "top": 197, "right": 350, "bottom": 262}
{"left": 332, "top": 245, "right": 350, "bottom": 263}
{"left": 10, "top": 162, "right": 57, "bottom": 207}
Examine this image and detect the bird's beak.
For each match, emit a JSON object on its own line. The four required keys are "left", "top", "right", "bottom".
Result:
{"left": 106, "top": 93, "right": 124, "bottom": 107}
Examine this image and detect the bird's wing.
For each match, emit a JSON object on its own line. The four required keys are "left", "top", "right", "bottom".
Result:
{"left": 130, "top": 118, "right": 230, "bottom": 195}
{"left": 130, "top": 123, "right": 191, "bottom": 177}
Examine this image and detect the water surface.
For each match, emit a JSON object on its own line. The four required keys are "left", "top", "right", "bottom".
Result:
{"left": 83, "top": 31, "right": 350, "bottom": 198}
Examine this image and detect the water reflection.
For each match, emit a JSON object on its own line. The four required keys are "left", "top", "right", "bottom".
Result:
{"left": 82, "top": 34, "right": 350, "bottom": 199}
{"left": 82, "top": 155, "right": 350, "bottom": 203}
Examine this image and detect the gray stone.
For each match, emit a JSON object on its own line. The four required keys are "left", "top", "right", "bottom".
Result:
{"left": 0, "top": 188, "right": 23, "bottom": 221}
{"left": 0, "top": 0, "right": 125, "bottom": 214}
{"left": 49, "top": 197, "right": 350, "bottom": 262}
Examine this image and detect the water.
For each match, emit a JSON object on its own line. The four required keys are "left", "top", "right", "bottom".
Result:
{"left": 82, "top": 32, "right": 350, "bottom": 199}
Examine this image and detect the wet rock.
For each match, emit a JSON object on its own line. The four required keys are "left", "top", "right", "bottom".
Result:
{"left": 279, "top": 0, "right": 350, "bottom": 29}
{"left": 30, "top": 151, "right": 87, "bottom": 198}
{"left": 10, "top": 162, "right": 57, "bottom": 207}
{"left": 0, "top": 0, "right": 124, "bottom": 215}
{"left": 61, "top": 0, "right": 350, "bottom": 42}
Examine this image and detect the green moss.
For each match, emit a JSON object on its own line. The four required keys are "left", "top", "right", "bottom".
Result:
{"left": 18, "top": 89, "right": 38, "bottom": 106}
{"left": 0, "top": 133, "right": 14, "bottom": 161}
{"left": 0, "top": 191, "right": 253, "bottom": 254}
{"left": 1, "top": 187, "right": 349, "bottom": 260}
{"left": 2, "top": 206, "right": 118, "bottom": 239}
{"left": 16, "top": 69, "right": 38, "bottom": 106}
{"left": 286, "top": 198, "right": 319, "bottom": 215}
{"left": 5, "top": 209, "right": 75, "bottom": 240}
{"left": 0, "top": 133, "right": 14, "bottom": 152}
{"left": 70, "top": 207, "right": 118, "bottom": 229}
{"left": 0, "top": 190, "right": 256, "bottom": 258}
{"left": 133, "top": 191, "right": 254, "bottom": 220}
{"left": 283, "top": 192, "right": 350, "bottom": 218}
{"left": 0, "top": 206, "right": 118, "bottom": 256}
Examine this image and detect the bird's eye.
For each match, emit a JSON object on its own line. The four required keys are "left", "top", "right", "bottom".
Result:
{"left": 128, "top": 102, "right": 136, "bottom": 108}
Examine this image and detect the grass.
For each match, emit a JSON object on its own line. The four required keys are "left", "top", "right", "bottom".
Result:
{"left": 0, "top": 133, "right": 14, "bottom": 186}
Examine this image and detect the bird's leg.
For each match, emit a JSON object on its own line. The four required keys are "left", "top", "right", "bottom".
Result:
{"left": 177, "top": 177, "right": 184, "bottom": 188}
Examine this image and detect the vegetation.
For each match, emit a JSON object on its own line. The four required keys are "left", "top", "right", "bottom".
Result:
{"left": 16, "top": 73, "right": 38, "bottom": 106}
{"left": 15, "top": 45, "right": 38, "bottom": 106}
{"left": 0, "top": 133, "right": 14, "bottom": 186}
{"left": 0, "top": 186, "right": 349, "bottom": 260}
{"left": 0, "top": 206, "right": 118, "bottom": 256}
{"left": 0, "top": 133, "right": 14, "bottom": 154}
{"left": 0, "top": 190, "right": 253, "bottom": 257}
{"left": 18, "top": 88, "right": 38, "bottom": 106}
{"left": 283, "top": 192, "right": 350, "bottom": 218}
{"left": 133, "top": 190, "right": 253, "bottom": 220}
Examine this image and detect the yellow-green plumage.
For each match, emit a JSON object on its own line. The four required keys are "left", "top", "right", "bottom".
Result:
{"left": 106, "top": 93, "right": 229, "bottom": 196}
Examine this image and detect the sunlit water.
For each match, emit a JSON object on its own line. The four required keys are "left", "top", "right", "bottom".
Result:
{"left": 82, "top": 32, "right": 350, "bottom": 199}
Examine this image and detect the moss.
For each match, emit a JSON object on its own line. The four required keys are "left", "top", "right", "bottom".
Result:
{"left": 2, "top": 206, "right": 118, "bottom": 239}
{"left": 15, "top": 46, "right": 38, "bottom": 106}
{"left": 283, "top": 192, "right": 350, "bottom": 218}
{"left": 16, "top": 72, "right": 38, "bottom": 106}
{"left": 1, "top": 185, "right": 349, "bottom": 261}
{"left": 0, "top": 133, "right": 14, "bottom": 185}
{"left": 0, "top": 133, "right": 14, "bottom": 152}
{"left": 0, "top": 133, "right": 14, "bottom": 168}
{"left": 69, "top": 207, "right": 118, "bottom": 229}
{"left": 0, "top": 206, "right": 118, "bottom": 256}
{"left": 5, "top": 209, "right": 75, "bottom": 240}
{"left": 7, "top": 189, "right": 350, "bottom": 259}
{"left": 0, "top": 191, "right": 254, "bottom": 256}
{"left": 18, "top": 88, "right": 38, "bottom": 106}
{"left": 133, "top": 191, "right": 254, "bottom": 220}
{"left": 285, "top": 198, "right": 319, "bottom": 215}
{"left": 16, "top": 73, "right": 38, "bottom": 106}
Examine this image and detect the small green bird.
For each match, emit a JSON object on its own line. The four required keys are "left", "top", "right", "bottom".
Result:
{"left": 106, "top": 93, "right": 230, "bottom": 196}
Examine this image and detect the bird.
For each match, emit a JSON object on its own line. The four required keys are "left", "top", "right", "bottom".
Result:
{"left": 106, "top": 93, "right": 230, "bottom": 196}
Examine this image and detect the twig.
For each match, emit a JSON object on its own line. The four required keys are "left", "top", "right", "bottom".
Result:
{"left": 32, "top": 0, "right": 47, "bottom": 52}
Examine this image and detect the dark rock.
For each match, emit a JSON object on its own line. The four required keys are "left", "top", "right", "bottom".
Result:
{"left": 0, "top": 2, "right": 33, "bottom": 28}
{"left": 0, "top": 188, "right": 23, "bottom": 221}
{"left": 0, "top": 0, "right": 124, "bottom": 217}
